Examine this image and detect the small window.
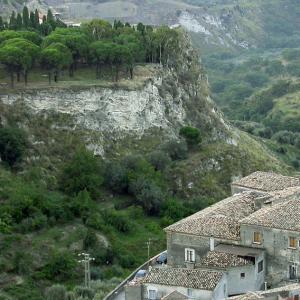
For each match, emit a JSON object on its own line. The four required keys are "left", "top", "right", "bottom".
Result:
{"left": 253, "top": 232, "right": 262, "bottom": 244}
{"left": 240, "top": 273, "right": 245, "bottom": 279}
{"left": 185, "top": 248, "right": 195, "bottom": 263}
{"left": 258, "top": 260, "right": 264, "bottom": 273}
{"left": 187, "top": 288, "right": 192, "bottom": 297}
{"left": 289, "top": 237, "right": 297, "bottom": 249}
{"left": 148, "top": 289, "right": 157, "bottom": 300}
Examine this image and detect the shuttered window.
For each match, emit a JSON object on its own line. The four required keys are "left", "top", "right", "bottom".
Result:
{"left": 289, "top": 237, "right": 297, "bottom": 249}
{"left": 185, "top": 248, "right": 195, "bottom": 262}
{"left": 253, "top": 232, "right": 262, "bottom": 244}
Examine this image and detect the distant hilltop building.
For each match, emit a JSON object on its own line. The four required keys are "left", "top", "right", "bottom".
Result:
{"left": 119, "top": 171, "right": 300, "bottom": 300}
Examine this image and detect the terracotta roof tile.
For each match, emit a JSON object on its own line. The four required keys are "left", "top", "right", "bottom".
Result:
{"left": 232, "top": 172, "right": 300, "bottom": 192}
{"left": 143, "top": 267, "right": 223, "bottom": 290}
{"left": 165, "top": 192, "right": 257, "bottom": 240}
{"left": 240, "top": 198, "right": 300, "bottom": 231}
{"left": 198, "top": 251, "right": 253, "bottom": 269}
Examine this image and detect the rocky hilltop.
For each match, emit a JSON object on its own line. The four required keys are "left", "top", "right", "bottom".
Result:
{"left": 0, "top": 30, "right": 287, "bottom": 198}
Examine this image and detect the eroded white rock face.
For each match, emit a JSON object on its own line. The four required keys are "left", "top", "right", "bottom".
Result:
{"left": 1, "top": 79, "right": 186, "bottom": 137}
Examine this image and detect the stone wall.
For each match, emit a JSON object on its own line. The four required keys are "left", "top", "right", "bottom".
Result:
{"left": 166, "top": 231, "right": 240, "bottom": 268}
{"left": 240, "top": 224, "right": 300, "bottom": 286}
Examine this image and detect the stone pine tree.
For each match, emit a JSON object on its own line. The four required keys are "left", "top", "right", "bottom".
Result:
{"left": 0, "top": 38, "right": 40, "bottom": 86}
{"left": 0, "top": 45, "right": 24, "bottom": 87}
{"left": 22, "top": 6, "right": 30, "bottom": 28}
{"left": 40, "top": 43, "right": 72, "bottom": 84}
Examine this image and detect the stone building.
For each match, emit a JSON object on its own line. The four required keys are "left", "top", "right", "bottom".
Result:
{"left": 124, "top": 172, "right": 300, "bottom": 300}
{"left": 240, "top": 197, "right": 300, "bottom": 286}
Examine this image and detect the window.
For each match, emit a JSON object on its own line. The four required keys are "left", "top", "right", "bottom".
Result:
{"left": 187, "top": 288, "right": 192, "bottom": 298}
{"left": 258, "top": 260, "right": 264, "bottom": 273}
{"left": 253, "top": 232, "right": 262, "bottom": 244}
{"left": 240, "top": 273, "right": 245, "bottom": 279}
{"left": 289, "top": 237, "right": 297, "bottom": 249}
{"left": 148, "top": 289, "right": 157, "bottom": 300}
{"left": 185, "top": 248, "right": 195, "bottom": 263}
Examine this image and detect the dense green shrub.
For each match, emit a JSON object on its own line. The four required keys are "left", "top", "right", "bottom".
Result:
{"left": 70, "top": 190, "right": 96, "bottom": 220}
{"left": 161, "top": 198, "right": 188, "bottom": 222}
{"left": 272, "top": 131, "right": 296, "bottom": 145}
{"left": 295, "top": 137, "right": 300, "bottom": 149}
{"left": 60, "top": 148, "right": 103, "bottom": 198}
{"left": 179, "top": 126, "right": 202, "bottom": 146}
{"left": 85, "top": 212, "right": 105, "bottom": 231}
{"left": 104, "top": 162, "right": 128, "bottom": 193}
{"left": 292, "top": 159, "right": 300, "bottom": 169}
{"left": 0, "top": 126, "right": 27, "bottom": 166}
{"left": 18, "top": 212, "right": 48, "bottom": 233}
{"left": 73, "top": 286, "right": 94, "bottom": 299}
{"left": 42, "top": 252, "right": 77, "bottom": 280}
{"left": 162, "top": 139, "right": 188, "bottom": 160}
{"left": 148, "top": 151, "right": 171, "bottom": 171}
{"left": 102, "top": 209, "right": 131, "bottom": 232}
{"left": 83, "top": 229, "right": 98, "bottom": 250}
{"left": 243, "top": 72, "right": 269, "bottom": 88}
{"left": 282, "top": 48, "right": 300, "bottom": 61}
{"left": 91, "top": 244, "right": 114, "bottom": 265}
{"left": 12, "top": 251, "right": 31, "bottom": 275}
{"left": 118, "top": 253, "right": 136, "bottom": 268}
{"left": 129, "top": 176, "right": 164, "bottom": 215}
{"left": 45, "top": 285, "right": 67, "bottom": 300}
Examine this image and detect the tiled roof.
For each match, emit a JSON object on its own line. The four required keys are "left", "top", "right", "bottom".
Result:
{"left": 266, "top": 186, "right": 300, "bottom": 203}
{"left": 228, "top": 283, "right": 300, "bottom": 299}
{"left": 143, "top": 267, "right": 223, "bottom": 291}
{"left": 260, "top": 283, "right": 300, "bottom": 294}
{"left": 232, "top": 171, "right": 300, "bottom": 192}
{"left": 165, "top": 192, "right": 257, "bottom": 240}
{"left": 161, "top": 290, "right": 188, "bottom": 300}
{"left": 198, "top": 251, "right": 253, "bottom": 269}
{"left": 240, "top": 198, "right": 300, "bottom": 232}
{"left": 228, "top": 293, "right": 263, "bottom": 300}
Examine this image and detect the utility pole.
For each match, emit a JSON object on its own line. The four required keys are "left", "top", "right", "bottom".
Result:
{"left": 146, "top": 238, "right": 151, "bottom": 270}
{"left": 78, "top": 252, "right": 95, "bottom": 288}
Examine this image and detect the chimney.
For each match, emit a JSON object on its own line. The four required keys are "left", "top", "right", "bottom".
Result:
{"left": 210, "top": 237, "right": 215, "bottom": 251}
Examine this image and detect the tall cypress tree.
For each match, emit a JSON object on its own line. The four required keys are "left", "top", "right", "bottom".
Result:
{"left": 9, "top": 11, "right": 17, "bottom": 29}
{"left": 22, "top": 6, "right": 30, "bottom": 28}
{"left": 16, "top": 13, "right": 23, "bottom": 29}
{"left": 0, "top": 16, "right": 4, "bottom": 31}
{"left": 30, "top": 11, "right": 36, "bottom": 28}
{"left": 47, "top": 9, "right": 54, "bottom": 22}
{"left": 34, "top": 9, "right": 40, "bottom": 27}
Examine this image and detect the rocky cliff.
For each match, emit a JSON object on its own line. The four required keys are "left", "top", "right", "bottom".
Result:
{"left": 0, "top": 30, "right": 287, "bottom": 198}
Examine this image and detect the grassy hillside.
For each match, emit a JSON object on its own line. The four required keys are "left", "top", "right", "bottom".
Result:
{"left": 204, "top": 40, "right": 300, "bottom": 171}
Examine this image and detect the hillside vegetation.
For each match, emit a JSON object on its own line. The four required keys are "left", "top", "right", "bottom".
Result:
{"left": 0, "top": 10, "right": 292, "bottom": 299}
{"left": 205, "top": 41, "right": 300, "bottom": 171}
